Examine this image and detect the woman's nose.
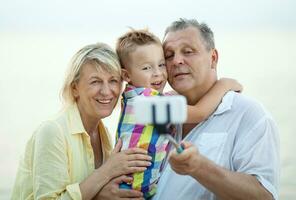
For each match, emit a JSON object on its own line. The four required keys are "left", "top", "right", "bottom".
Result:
{"left": 99, "top": 83, "right": 112, "bottom": 95}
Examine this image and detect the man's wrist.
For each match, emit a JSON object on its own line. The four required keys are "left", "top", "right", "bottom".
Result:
{"left": 189, "top": 154, "right": 207, "bottom": 179}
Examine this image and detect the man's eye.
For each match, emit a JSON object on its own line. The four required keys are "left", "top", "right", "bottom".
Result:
{"left": 184, "top": 49, "right": 193, "bottom": 54}
{"left": 165, "top": 54, "right": 173, "bottom": 60}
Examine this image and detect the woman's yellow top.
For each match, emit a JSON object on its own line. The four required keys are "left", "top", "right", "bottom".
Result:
{"left": 11, "top": 103, "right": 111, "bottom": 200}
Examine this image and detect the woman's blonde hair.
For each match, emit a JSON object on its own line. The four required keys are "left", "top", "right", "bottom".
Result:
{"left": 61, "top": 42, "right": 121, "bottom": 106}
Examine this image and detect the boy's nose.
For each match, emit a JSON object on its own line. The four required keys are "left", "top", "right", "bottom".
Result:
{"left": 153, "top": 67, "right": 162, "bottom": 77}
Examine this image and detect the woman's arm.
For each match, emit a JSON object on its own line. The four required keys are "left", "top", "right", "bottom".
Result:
{"left": 79, "top": 139, "right": 151, "bottom": 200}
{"left": 32, "top": 122, "right": 151, "bottom": 200}
{"left": 186, "top": 78, "right": 242, "bottom": 123}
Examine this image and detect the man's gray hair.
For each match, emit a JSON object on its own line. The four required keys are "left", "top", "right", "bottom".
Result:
{"left": 164, "top": 18, "right": 215, "bottom": 51}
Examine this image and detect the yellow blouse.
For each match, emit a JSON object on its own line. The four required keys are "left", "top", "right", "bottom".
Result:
{"left": 11, "top": 103, "right": 112, "bottom": 200}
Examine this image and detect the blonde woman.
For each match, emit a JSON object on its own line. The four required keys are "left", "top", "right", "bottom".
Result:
{"left": 11, "top": 43, "right": 151, "bottom": 200}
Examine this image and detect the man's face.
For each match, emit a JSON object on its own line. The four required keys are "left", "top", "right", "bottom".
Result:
{"left": 163, "top": 27, "right": 218, "bottom": 97}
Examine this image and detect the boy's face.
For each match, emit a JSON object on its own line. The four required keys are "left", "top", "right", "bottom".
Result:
{"left": 122, "top": 43, "right": 167, "bottom": 93}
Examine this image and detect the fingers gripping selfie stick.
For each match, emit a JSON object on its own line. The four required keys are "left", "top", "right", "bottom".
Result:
{"left": 134, "top": 96, "right": 187, "bottom": 153}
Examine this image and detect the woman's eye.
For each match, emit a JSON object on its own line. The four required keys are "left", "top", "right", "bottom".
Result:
{"left": 110, "top": 79, "right": 119, "bottom": 83}
{"left": 91, "top": 79, "right": 102, "bottom": 85}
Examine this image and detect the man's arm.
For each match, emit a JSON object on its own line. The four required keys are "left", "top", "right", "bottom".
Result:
{"left": 169, "top": 142, "right": 273, "bottom": 200}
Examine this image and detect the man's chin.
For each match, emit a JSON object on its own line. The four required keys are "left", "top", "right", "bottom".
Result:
{"left": 171, "top": 82, "right": 191, "bottom": 94}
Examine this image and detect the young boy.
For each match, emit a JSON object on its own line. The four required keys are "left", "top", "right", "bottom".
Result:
{"left": 115, "top": 29, "right": 242, "bottom": 199}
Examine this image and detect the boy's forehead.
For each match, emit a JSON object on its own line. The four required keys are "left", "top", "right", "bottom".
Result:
{"left": 126, "top": 44, "right": 164, "bottom": 65}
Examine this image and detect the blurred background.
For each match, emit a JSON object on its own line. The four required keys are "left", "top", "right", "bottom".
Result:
{"left": 1, "top": 0, "right": 295, "bottom": 199}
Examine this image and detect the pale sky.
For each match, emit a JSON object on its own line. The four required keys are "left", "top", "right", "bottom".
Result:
{"left": 1, "top": 0, "right": 296, "bottom": 33}
{"left": 1, "top": 0, "right": 296, "bottom": 198}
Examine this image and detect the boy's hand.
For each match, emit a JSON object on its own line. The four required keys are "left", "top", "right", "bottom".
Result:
{"left": 218, "top": 78, "right": 243, "bottom": 93}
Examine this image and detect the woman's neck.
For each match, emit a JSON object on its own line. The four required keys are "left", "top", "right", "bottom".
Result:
{"left": 77, "top": 104, "right": 100, "bottom": 136}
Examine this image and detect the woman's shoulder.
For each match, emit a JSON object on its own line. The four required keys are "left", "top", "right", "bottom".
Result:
{"left": 33, "top": 119, "right": 63, "bottom": 141}
{"left": 33, "top": 109, "right": 69, "bottom": 142}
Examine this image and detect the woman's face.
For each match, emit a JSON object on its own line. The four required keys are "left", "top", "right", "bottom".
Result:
{"left": 73, "top": 62, "right": 122, "bottom": 122}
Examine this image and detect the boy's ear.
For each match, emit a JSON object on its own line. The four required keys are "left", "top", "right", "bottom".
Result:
{"left": 121, "top": 68, "right": 131, "bottom": 83}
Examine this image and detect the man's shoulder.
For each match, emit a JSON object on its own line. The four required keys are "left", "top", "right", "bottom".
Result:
{"left": 230, "top": 92, "right": 272, "bottom": 119}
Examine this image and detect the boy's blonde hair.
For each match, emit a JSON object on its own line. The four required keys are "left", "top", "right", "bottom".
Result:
{"left": 116, "top": 29, "right": 162, "bottom": 68}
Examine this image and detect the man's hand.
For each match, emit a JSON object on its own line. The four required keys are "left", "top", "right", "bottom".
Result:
{"left": 169, "top": 142, "right": 202, "bottom": 176}
{"left": 94, "top": 175, "right": 144, "bottom": 200}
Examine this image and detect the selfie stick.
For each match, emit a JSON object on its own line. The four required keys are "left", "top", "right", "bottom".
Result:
{"left": 152, "top": 104, "right": 184, "bottom": 153}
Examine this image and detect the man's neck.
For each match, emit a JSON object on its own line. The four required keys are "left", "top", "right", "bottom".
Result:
{"left": 182, "top": 123, "right": 198, "bottom": 138}
{"left": 182, "top": 80, "right": 218, "bottom": 136}
{"left": 185, "top": 82, "right": 215, "bottom": 105}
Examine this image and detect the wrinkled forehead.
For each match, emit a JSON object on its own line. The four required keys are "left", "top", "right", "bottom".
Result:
{"left": 78, "top": 61, "right": 121, "bottom": 82}
{"left": 163, "top": 28, "right": 204, "bottom": 51}
{"left": 87, "top": 59, "right": 121, "bottom": 76}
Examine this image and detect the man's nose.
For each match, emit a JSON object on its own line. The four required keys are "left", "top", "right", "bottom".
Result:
{"left": 172, "top": 54, "right": 184, "bottom": 66}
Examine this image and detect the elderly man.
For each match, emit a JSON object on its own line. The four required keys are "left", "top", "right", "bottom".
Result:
{"left": 152, "top": 18, "right": 280, "bottom": 200}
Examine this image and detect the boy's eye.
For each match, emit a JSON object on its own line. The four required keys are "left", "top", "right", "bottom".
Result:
{"left": 142, "top": 66, "right": 151, "bottom": 70}
{"left": 159, "top": 63, "right": 166, "bottom": 67}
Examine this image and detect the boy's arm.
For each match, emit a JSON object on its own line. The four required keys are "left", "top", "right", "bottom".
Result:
{"left": 186, "top": 78, "right": 242, "bottom": 123}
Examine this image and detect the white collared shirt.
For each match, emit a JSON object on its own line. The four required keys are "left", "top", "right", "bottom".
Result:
{"left": 153, "top": 91, "right": 280, "bottom": 200}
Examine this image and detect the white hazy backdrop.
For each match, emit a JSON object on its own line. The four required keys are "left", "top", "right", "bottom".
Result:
{"left": 1, "top": 0, "right": 295, "bottom": 199}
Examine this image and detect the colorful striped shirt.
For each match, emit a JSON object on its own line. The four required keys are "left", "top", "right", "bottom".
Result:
{"left": 116, "top": 85, "right": 169, "bottom": 199}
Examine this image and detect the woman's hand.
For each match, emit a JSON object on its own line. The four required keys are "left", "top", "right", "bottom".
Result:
{"left": 100, "top": 139, "right": 152, "bottom": 180}
{"left": 94, "top": 175, "right": 144, "bottom": 200}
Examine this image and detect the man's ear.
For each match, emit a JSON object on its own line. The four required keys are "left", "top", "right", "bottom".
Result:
{"left": 121, "top": 68, "right": 131, "bottom": 83}
{"left": 211, "top": 49, "right": 219, "bottom": 70}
